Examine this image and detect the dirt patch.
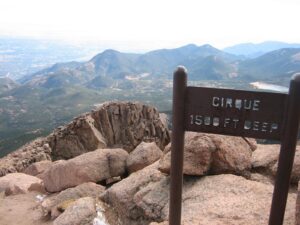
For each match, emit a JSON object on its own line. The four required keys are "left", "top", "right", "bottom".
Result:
{"left": 0, "top": 191, "right": 52, "bottom": 225}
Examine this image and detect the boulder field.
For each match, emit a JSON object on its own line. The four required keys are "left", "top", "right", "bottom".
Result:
{"left": 0, "top": 101, "right": 299, "bottom": 225}
{"left": 0, "top": 101, "right": 170, "bottom": 176}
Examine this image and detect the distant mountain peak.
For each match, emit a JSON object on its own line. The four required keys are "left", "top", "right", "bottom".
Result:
{"left": 91, "top": 49, "right": 120, "bottom": 60}
{"left": 173, "top": 44, "right": 220, "bottom": 54}
{"left": 180, "top": 43, "right": 198, "bottom": 49}
{"left": 201, "top": 44, "right": 215, "bottom": 48}
{"left": 102, "top": 49, "right": 121, "bottom": 54}
{"left": 224, "top": 41, "right": 300, "bottom": 58}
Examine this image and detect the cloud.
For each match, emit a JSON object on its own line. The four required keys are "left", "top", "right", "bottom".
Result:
{"left": 0, "top": 0, "right": 299, "bottom": 48}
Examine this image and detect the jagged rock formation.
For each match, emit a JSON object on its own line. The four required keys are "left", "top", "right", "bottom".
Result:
{"left": 90, "top": 102, "right": 169, "bottom": 151}
{"left": 47, "top": 114, "right": 107, "bottom": 160}
{"left": 48, "top": 101, "right": 170, "bottom": 160}
{"left": 0, "top": 101, "right": 170, "bottom": 176}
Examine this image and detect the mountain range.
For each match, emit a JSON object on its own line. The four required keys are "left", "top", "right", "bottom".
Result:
{"left": 1, "top": 42, "right": 300, "bottom": 156}
{"left": 19, "top": 43, "right": 300, "bottom": 89}
{"left": 19, "top": 44, "right": 236, "bottom": 85}
{"left": 223, "top": 41, "right": 300, "bottom": 58}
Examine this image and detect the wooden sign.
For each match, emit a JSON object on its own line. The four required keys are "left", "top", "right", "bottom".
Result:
{"left": 185, "top": 87, "right": 287, "bottom": 140}
{"left": 169, "top": 66, "right": 300, "bottom": 225}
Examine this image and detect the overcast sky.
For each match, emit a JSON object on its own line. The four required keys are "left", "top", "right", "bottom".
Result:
{"left": 0, "top": 0, "right": 299, "bottom": 50}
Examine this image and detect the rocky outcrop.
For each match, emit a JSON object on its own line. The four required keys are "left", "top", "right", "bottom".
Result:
{"left": 0, "top": 138, "right": 52, "bottom": 177}
{"left": 47, "top": 114, "right": 107, "bottom": 160}
{"left": 48, "top": 101, "right": 170, "bottom": 160}
{"left": 42, "top": 182, "right": 105, "bottom": 219}
{"left": 4, "top": 100, "right": 300, "bottom": 225}
{"left": 0, "top": 173, "right": 45, "bottom": 195}
{"left": 0, "top": 101, "right": 170, "bottom": 177}
{"left": 102, "top": 163, "right": 296, "bottom": 225}
{"left": 90, "top": 102, "right": 170, "bottom": 152}
{"left": 127, "top": 142, "right": 163, "bottom": 173}
{"left": 41, "top": 148, "right": 128, "bottom": 192}
{"left": 53, "top": 197, "right": 96, "bottom": 225}
{"left": 159, "top": 132, "right": 253, "bottom": 176}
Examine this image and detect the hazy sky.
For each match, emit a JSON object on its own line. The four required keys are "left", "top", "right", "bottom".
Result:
{"left": 0, "top": 0, "right": 299, "bottom": 50}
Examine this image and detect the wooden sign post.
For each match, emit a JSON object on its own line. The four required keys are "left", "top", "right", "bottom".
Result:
{"left": 169, "top": 66, "right": 300, "bottom": 225}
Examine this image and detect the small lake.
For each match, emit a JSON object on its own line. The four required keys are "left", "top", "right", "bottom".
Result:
{"left": 250, "top": 82, "right": 289, "bottom": 93}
